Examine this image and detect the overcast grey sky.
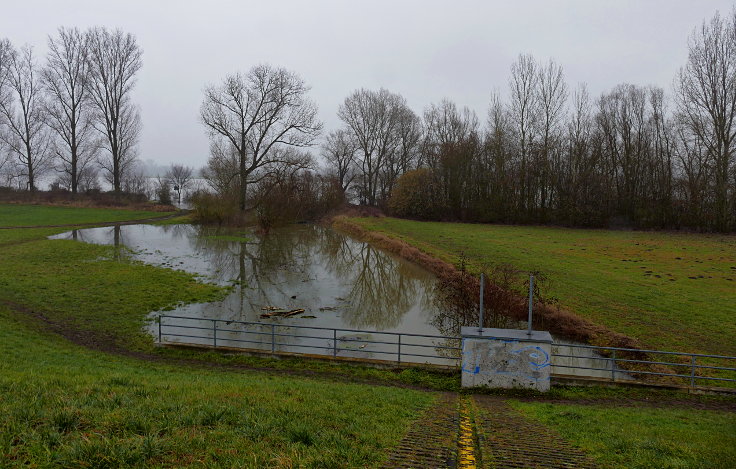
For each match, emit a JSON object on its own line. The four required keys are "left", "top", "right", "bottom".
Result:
{"left": 1, "top": 0, "right": 733, "bottom": 169}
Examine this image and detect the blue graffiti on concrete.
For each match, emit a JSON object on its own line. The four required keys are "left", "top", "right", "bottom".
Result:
{"left": 512, "top": 345, "right": 550, "bottom": 369}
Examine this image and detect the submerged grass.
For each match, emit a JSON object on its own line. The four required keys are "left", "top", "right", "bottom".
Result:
{"left": 347, "top": 217, "right": 736, "bottom": 356}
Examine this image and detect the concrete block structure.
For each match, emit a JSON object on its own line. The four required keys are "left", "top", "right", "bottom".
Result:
{"left": 461, "top": 327, "right": 553, "bottom": 392}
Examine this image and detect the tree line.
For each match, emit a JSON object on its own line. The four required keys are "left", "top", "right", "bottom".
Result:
{"left": 319, "top": 10, "right": 736, "bottom": 231}
{"left": 0, "top": 27, "right": 142, "bottom": 195}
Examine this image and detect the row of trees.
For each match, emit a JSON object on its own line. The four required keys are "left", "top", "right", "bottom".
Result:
{"left": 319, "top": 9, "right": 736, "bottom": 231}
{"left": 0, "top": 27, "right": 142, "bottom": 194}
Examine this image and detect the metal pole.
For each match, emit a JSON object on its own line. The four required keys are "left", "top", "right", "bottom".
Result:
{"left": 527, "top": 274, "right": 534, "bottom": 336}
{"left": 611, "top": 349, "right": 616, "bottom": 381}
{"left": 478, "top": 273, "right": 485, "bottom": 334}
{"left": 213, "top": 320, "right": 217, "bottom": 348}
{"left": 398, "top": 334, "right": 402, "bottom": 364}
{"left": 690, "top": 355, "right": 696, "bottom": 388}
{"left": 333, "top": 329, "right": 337, "bottom": 358}
{"left": 158, "top": 316, "right": 162, "bottom": 344}
{"left": 271, "top": 324, "right": 275, "bottom": 353}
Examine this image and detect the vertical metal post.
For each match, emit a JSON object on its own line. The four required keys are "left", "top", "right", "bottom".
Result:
{"left": 398, "top": 334, "right": 402, "bottom": 364}
{"left": 333, "top": 329, "right": 337, "bottom": 358}
{"left": 271, "top": 324, "right": 276, "bottom": 353}
{"left": 527, "top": 274, "right": 534, "bottom": 336}
{"left": 213, "top": 320, "right": 217, "bottom": 348}
{"left": 158, "top": 316, "right": 162, "bottom": 344}
{"left": 690, "top": 355, "right": 696, "bottom": 388}
{"left": 611, "top": 349, "right": 616, "bottom": 381}
{"left": 478, "top": 273, "right": 485, "bottom": 334}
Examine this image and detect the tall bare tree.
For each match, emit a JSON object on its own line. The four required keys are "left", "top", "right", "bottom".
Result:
{"left": 676, "top": 9, "right": 736, "bottom": 230}
{"left": 0, "top": 45, "right": 51, "bottom": 191}
{"left": 321, "top": 128, "right": 357, "bottom": 195}
{"left": 535, "top": 59, "right": 568, "bottom": 218}
{"left": 0, "top": 38, "right": 12, "bottom": 177}
{"left": 166, "top": 163, "right": 193, "bottom": 203}
{"left": 86, "top": 27, "right": 142, "bottom": 194}
{"left": 43, "top": 27, "right": 94, "bottom": 195}
{"left": 508, "top": 54, "right": 539, "bottom": 213}
{"left": 338, "top": 88, "right": 407, "bottom": 205}
{"left": 200, "top": 64, "right": 322, "bottom": 211}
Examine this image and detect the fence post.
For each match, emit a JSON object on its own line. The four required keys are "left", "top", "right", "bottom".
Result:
{"left": 158, "top": 315, "right": 162, "bottom": 344}
{"left": 690, "top": 355, "right": 697, "bottom": 389}
{"left": 333, "top": 329, "right": 337, "bottom": 358}
{"left": 527, "top": 274, "right": 534, "bottom": 336}
{"left": 213, "top": 320, "right": 217, "bottom": 349}
{"left": 271, "top": 324, "right": 275, "bottom": 353}
{"left": 398, "top": 334, "right": 402, "bottom": 364}
{"left": 478, "top": 273, "right": 484, "bottom": 334}
{"left": 611, "top": 349, "right": 616, "bottom": 382}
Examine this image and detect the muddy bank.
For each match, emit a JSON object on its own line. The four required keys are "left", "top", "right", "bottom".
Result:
{"left": 332, "top": 215, "right": 645, "bottom": 351}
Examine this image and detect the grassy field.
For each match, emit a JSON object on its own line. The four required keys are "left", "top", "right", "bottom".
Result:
{"left": 514, "top": 402, "right": 736, "bottom": 469}
{"left": 0, "top": 304, "right": 433, "bottom": 467}
{"left": 0, "top": 203, "right": 172, "bottom": 227}
{"left": 348, "top": 217, "right": 736, "bottom": 356}
{"left": 0, "top": 210, "right": 436, "bottom": 467}
{"left": 0, "top": 206, "right": 733, "bottom": 467}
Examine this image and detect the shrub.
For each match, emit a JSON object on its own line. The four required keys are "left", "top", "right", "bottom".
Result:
{"left": 388, "top": 168, "right": 441, "bottom": 219}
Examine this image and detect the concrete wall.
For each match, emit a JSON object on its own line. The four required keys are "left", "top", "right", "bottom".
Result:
{"left": 461, "top": 328, "right": 553, "bottom": 392}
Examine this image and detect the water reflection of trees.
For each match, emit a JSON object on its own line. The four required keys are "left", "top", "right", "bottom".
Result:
{"left": 317, "top": 227, "right": 436, "bottom": 329}
{"left": 192, "top": 225, "right": 439, "bottom": 330}
{"left": 193, "top": 225, "right": 322, "bottom": 319}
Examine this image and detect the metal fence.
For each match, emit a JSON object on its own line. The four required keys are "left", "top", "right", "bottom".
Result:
{"left": 158, "top": 314, "right": 461, "bottom": 367}
{"left": 157, "top": 314, "right": 736, "bottom": 389}
{"left": 551, "top": 342, "right": 736, "bottom": 388}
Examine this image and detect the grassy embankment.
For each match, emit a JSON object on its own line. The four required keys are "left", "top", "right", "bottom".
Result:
{"left": 345, "top": 217, "right": 736, "bottom": 357}
{"left": 0, "top": 205, "right": 435, "bottom": 466}
{"left": 0, "top": 204, "right": 733, "bottom": 467}
{"left": 0, "top": 203, "right": 171, "bottom": 227}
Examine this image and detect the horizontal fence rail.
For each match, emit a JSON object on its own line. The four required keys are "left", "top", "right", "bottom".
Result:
{"left": 157, "top": 315, "right": 736, "bottom": 390}
{"left": 158, "top": 314, "right": 462, "bottom": 367}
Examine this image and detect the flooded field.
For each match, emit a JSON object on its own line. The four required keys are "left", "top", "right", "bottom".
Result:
{"left": 52, "top": 224, "right": 460, "bottom": 364}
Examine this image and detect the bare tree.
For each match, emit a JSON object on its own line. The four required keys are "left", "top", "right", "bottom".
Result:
{"left": 0, "top": 45, "right": 51, "bottom": 191}
{"left": 86, "top": 27, "right": 143, "bottom": 194}
{"left": 43, "top": 27, "right": 94, "bottom": 195}
{"left": 200, "top": 64, "right": 322, "bottom": 211}
{"left": 676, "top": 9, "right": 736, "bottom": 230}
{"left": 321, "top": 128, "right": 357, "bottom": 195}
{"left": 535, "top": 59, "right": 568, "bottom": 218}
{"left": 338, "top": 88, "right": 406, "bottom": 205}
{"left": 0, "top": 39, "right": 11, "bottom": 180}
{"left": 166, "top": 163, "right": 193, "bottom": 203}
{"left": 508, "top": 54, "right": 539, "bottom": 213}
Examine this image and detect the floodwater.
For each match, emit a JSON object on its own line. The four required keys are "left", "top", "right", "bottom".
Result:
{"left": 51, "top": 224, "right": 458, "bottom": 364}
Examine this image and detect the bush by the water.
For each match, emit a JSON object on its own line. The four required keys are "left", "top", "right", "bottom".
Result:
{"left": 388, "top": 168, "right": 441, "bottom": 220}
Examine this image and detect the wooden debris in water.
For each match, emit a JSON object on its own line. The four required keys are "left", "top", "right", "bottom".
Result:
{"left": 260, "top": 308, "right": 306, "bottom": 319}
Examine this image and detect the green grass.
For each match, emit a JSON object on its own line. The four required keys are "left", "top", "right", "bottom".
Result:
{"left": 0, "top": 207, "right": 733, "bottom": 467}
{"left": 348, "top": 217, "right": 736, "bottom": 356}
{"left": 0, "top": 305, "right": 433, "bottom": 467}
{"left": 513, "top": 401, "right": 736, "bottom": 469}
{"left": 0, "top": 203, "right": 172, "bottom": 227}
{"left": 0, "top": 212, "right": 435, "bottom": 467}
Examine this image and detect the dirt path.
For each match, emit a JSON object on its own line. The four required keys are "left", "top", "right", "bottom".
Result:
{"left": 0, "top": 210, "right": 187, "bottom": 229}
